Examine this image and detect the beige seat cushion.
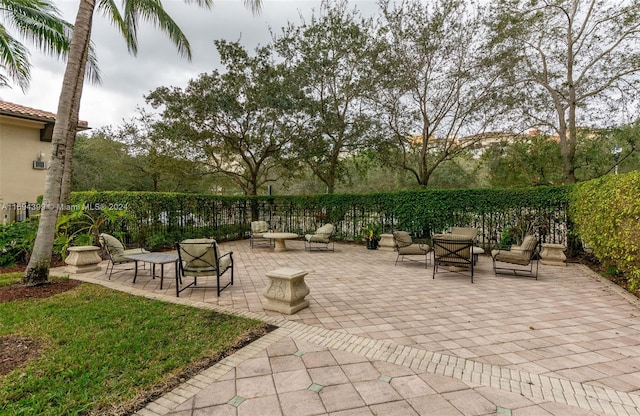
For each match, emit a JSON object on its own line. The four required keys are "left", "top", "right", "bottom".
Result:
{"left": 492, "top": 250, "right": 530, "bottom": 265}
{"left": 451, "top": 227, "right": 478, "bottom": 241}
{"left": 520, "top": 235, "right": 538, "bottom": 255}
{"left": 179, "top": 238, "right": 229, "bottom": 275}
{"left": 393, "top": 231, "right": 413, "bottom": 248}
{"left": 100, "top": 233, "right": 125, "bottom": 255}
{"left": 491, "top": 235, "right": 538, "bottom": 266}
{"left": 433, "top": 234, "right": 473, "bottom": 266}
{"left": 114, "top": 248, "right": 148, "bottom": 263}
{"left": 100, "top": 233, "right": 149, "bottom": 263}
{"left": 251, "top": 221, "right": 269, "bottom": 234}
{"left": 398, "top": 244, "right": 429, "bottom": 255}
{"left": 306, "top": 224, "right": 334, "bottom": 243}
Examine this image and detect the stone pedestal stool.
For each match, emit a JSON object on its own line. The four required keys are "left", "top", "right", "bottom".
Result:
{"left": 540, "top": 243, "right": 566, "bottom": 266}
{"left": 378, "top": 234, "right": 396, "bottom": 252}
{"left": 263, "top": 268, "right": 310, "bottom": 314}
{"left": 66, "top": 246, "right": 102, "bottom": 273}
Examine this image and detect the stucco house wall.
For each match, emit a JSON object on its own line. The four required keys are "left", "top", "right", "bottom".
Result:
{"left": 0, "top": 101, "right": 89, "bottom": 224}
{"left": 0, "top": 115, "right": 50, "bottom": 204}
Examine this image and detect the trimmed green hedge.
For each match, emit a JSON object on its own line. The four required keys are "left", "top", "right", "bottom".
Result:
{"left": 571, "top": 171, "right": 640, "bottom": 290}
{"left": 69, "top": 187, "right": 571, "bottom": 250}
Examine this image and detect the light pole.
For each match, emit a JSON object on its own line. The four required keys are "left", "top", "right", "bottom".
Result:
{"left": 611, "top": 146, "right": 622, "bottom": 175}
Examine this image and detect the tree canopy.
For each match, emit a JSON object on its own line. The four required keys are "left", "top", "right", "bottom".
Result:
{"left": 485, "top": 0, "right": 640, "bottom": 184}
{"left": 273, "top": 0, "right": 380, "bottom": 193}
{"left": 146, "top": 40, "right": 303, "bottom": 195}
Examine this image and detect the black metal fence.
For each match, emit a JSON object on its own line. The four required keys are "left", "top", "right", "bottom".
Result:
{"left": 67, "top": 189, "right": 572, "bottom": 250}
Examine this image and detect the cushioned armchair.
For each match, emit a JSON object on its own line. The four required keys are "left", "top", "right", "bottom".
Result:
{"left": 250, "top": 220, "right": 273, "bottom": 248}
{"left": 432, "top": 234, "right": 475, "bottom": 283}
{"left": 491, "top": 235, "right": 539, "bottom": 279}
{"left": 175, "top": 238, "right": 234, "bottom": 297}
{"left": 304, "top": 223, "right": 335, "bottom": 252}
{"left": 450, "top": 227, "right": 483, "bottom": 265}
{"left": 393, "top": 231, "right": 430, "bottom": 267}
{"left": 99, "top": 233, "right": 149, "bottom": 278}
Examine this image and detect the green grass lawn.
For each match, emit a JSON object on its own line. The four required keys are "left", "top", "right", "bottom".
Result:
{"left": 0, "top": 275, "right": 268, "bottom": 415}
{"left": 0, "top": 273, "right": 21, "bottom": 287}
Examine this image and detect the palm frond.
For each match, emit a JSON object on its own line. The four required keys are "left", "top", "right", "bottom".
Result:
{"left": 97, "top": 0, "right": 135, "bottom": 54}
{"left": 125, "top": 0, "right": 193, "bottom": 60}
{"left": 0, "top": 23, "right": 31, "bottom": 91}
{"left": 0, "top": 0, "right": 70, "bottom": 57}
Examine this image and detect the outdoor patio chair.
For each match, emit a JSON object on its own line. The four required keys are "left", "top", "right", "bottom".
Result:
{"left": 99, "top": 233, "right": 149, "bottom": 278}
{"left": 304, "top": 223, "right": 335, "bottom": 252}
{"left": 393, "top": 231, "right": 430, "bottom": 268}
{"left": 432, "top": 234, "right": 475, "bottom": 283}
{"left": 491, "top": 235, "right": 539, "bottom": 279}
{"left": 175, "top": 238, "right": 234, "bottom": 297}
{"left": 250, "top": 220, "right": 274, "bottom": 248}
{"left": 450, "top": 227, "right": 484, "bottom": 265}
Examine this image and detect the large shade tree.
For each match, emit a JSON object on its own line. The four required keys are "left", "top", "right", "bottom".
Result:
{"left": 72, "top": 129, "right": 136, "bottom": 191}
{"left": 116, "top": 111, "right": 214, "bottom": 193}
{"left": 273, "top": 0, "right": 380, "bottom": 193}
{"left": 24, "top": 0, "right": 262, "bottom": 284}
{"left": 374, "top": 0, "right": 503, "bottom": 187}
{"left": 147, "top": 40, "right": 304, "bottom": 195}
{"left": 486, "top": 0, "right": 640, "bottom": 184}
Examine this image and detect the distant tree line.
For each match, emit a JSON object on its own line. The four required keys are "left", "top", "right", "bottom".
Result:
{"left": 73, "top": 0, "right": 640, "bottom": 195}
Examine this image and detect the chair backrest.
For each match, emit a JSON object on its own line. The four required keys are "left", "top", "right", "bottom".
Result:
{"left": 315, "top": 223, "right": 335, "bottom": 238}
{"left": 432, "top": 234, "right": 473, "bottom": 266}
{"left": 177, "top": 238, "right": 219, "bottom": 271}
{"left": 393, "top": 231, "right": 413, "bottom": 248}
{"left": 99, "top": 233, "right": 125, "bottom": 256}
{"left": 520, "top": 235, "right": 539, "bottom": 259}
{"left": 451, "top": 227, "right": 478, "bottom": 241}
{"left": 251, "top": 221, "right": 269, "bottom": 234}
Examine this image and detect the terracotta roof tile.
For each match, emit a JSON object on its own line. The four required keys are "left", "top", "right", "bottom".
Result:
{"left": 0, "top": 100, "right": 89, "bottom": 128}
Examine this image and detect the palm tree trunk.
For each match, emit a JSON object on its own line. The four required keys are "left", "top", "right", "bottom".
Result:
{"left": 60, "top": 37, "right": 90, "bottom": 206}
{"left": 23, "top": 0, "right": 96, "bottom": 284}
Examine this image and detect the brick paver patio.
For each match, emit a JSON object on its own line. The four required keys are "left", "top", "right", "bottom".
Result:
{"left": 60, "top": 239, "right": 640, "bottom": 416}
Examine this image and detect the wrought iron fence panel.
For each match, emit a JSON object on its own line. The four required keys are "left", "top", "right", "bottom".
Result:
{"left": 66, "top": 190, "right": 570, "bottom": 250}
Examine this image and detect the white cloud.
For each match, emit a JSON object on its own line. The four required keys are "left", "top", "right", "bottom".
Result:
{"left": 1, "top": 0, "right": 379, "bottom": 129}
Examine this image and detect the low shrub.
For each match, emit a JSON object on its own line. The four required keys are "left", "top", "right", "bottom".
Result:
{"left": 0, "top": 220, "right": 38, "bottom": 266}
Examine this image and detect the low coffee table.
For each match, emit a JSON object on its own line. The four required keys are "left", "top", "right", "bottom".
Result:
{"left": 124, "top": 252, "right": 179, "bottom": 289}
{"left": 262, "top": 233, "right": 300, "bottom": 252}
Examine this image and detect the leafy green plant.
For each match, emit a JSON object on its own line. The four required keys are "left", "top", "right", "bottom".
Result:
{"left": 362, "top": 223, "right": 381, "bottom": 241}
{"left": 0, "top": 220, "right": 38, "bottom": 266}
{"left": 570, "top": 171, "right": 640, "bottom": 290}
{"left": 500, "top": 219, "right": 539, "bottom": 247}
{"left": 55, "top": 203, "right": 129, "bottom": 259}
{"left": 69, "top": 186, "right": 571, "bottom": 248}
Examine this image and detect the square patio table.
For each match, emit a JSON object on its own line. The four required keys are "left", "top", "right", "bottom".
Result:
{"left": 124, "top": 252, "right": 179, "bottom": 290}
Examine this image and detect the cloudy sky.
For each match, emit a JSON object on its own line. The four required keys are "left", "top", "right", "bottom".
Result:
{"left": 0, "top": 0, "right": 379, "bottom": 130}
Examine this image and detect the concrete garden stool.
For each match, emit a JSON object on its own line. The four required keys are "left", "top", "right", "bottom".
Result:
{"left": 378, "top": 234, "right": 396, "bottom": 251}
{"left": 263, "top": 268, "right": 310, "bottom": 314}
{"left": 66, "top": 246, "right": 102, "bottom": 273}
{"left": 540, "top": 243, "right": 566, "bottom": 266}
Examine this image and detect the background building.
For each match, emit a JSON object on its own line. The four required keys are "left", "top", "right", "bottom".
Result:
{"left": 0, "top": 100, "right": 89, "bottom": 223}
